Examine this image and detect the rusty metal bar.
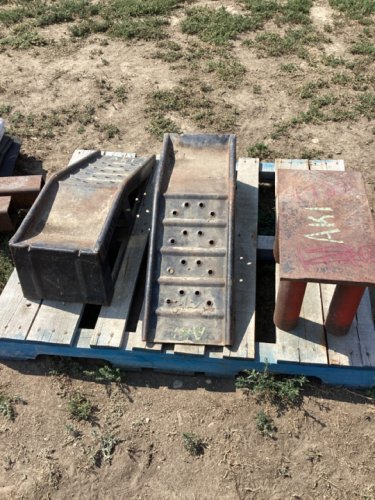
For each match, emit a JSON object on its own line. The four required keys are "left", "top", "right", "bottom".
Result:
{"left": 0, "top": 196, "right": 17, "bottom": 231}
{"left": 274, "top": 280, "right": 307, "bottom": 331}
{"left": 325, "top": 284, "right": 366, "bottom": 337}
{"left": 0, "top": 175, "right": 45, "bottom": 209}
{"left": 273, "top": 223, "right": 279, "bottom": 263}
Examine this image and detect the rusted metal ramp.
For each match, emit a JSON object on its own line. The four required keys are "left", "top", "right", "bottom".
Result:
{"left": 143, "top": 134, "right": 236, "bottom": 346}
{"left": 10, "top": 151, "right": 155, "bottom": 305}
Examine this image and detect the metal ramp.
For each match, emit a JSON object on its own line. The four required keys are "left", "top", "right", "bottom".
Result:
{"left": 143, "top": 134, "right": 236, "bottom": 346}
{"left": 10, "top": 151, "right": 155, "bottom": 305}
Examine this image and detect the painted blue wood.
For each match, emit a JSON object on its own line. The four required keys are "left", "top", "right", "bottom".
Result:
{"left": 259, "top": 162, "right": 275, "bottom": 181}
{"left": 0, "top": 337, "right": 375, "bottom": 389}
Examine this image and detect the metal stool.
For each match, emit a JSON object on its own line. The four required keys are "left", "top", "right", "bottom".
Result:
{"left": 274, "top": 169, "right": 375, "bottom": 337}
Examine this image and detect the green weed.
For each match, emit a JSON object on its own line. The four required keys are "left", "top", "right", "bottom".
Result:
{"left": 301, "top": 148, "right": 323, "bottom": 159}
{"left": 83, "top": 364, "right": 126, "bottom": 383}
{"left": 280, "top": 63, "right": 297, "bottom": 72}
{"left": 247, "top": 142, "right": 269, "bottom": 159}
{"left": 244, "top": 26, "right": 329, "bottom": 61}
{"left": 181, "top": 6, "right": 252, "bottom": 45}
{"left": 236, "top": 362, "right": 308, "bottom": 403}
{"left": 152, "top": 50, "right": 183, "bottom": 62}
{"left": 146, "top": 115, "right": 181, "bottom": 141}
{"left": 114, "top": 85, "right": 127, "bottom": 102}
{"left": 0, "top": 31, "right": 47, "bottom": 50}
{"left": 350, "top": 35, "right": 375, "bottom": 58}
{"left": 0, "top": 104, "right": 12, "bottom": 115}
{"left": 91, "top": 431, "right": 124, "bottom": 466}
{"left": 182, "top": 432, "right": 204, "bottom": 456}
{"left": 63, "top": 391, "right": 92, "bottom": 421}
{"left": 100, "top": 123, "right": 119, "bottom": 139}
{"left": 254, "top": 409, "right": 275, "bottom": 437}
{"left": 305, "top": 447, "right": 322, "bottom": 462}
{"left": 241, "top": 0, "right": 312, "bottom": 27}
{"left": 145, "top": 81, "right": 238, "bottom": 133}
{"left": 329, "top": 0, "right": 375, "bottom": 25}
{"left": 332, "top": 72, "right": 351, "bottom": 85}
{"left": 253, "top": 84, "right": 261, "bottom": 93}
{"left": 298, "top": 78, "right": 329, "bottom": 98}
{"left": 0, "top": 394, "right": 25, "bottom": 421}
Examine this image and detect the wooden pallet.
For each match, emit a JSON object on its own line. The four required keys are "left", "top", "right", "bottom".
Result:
{"left": 0, "top": 152, "right": 375, "bottom": 388}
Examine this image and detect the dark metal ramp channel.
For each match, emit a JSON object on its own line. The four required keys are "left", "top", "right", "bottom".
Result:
{"left": 10, "top": 152, "right": 155, "bottom": 305}
{"left": 143, "top": 134, "right": 236, "bottom": 346}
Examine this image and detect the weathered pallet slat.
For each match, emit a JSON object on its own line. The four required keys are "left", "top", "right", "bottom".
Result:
{"left": 26, "top": 300, "right": 84, "bottom": 345}
{"left": 0, "top": 270, "right": 40, "bottom": 342}
{"left": 90, "top": 172, "right": 155, "bottom": 349}
{"left": 126, "top": 303, "right": 163, "bottom": 352}
{"left": 223, "top": 158, "right": 259, "bottom": 359}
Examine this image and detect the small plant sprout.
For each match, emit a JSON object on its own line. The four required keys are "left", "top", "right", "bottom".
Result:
{"left": 253, "top": 84, "right": 261, "bottom": 94}
{"left": 305, "top": 448, "right": 322, "bottom": 463}
{"left": 63, "top": 391, "right": 92, "bottom": 421}
{"left": 0, "top": 394, "right": 25, "bottom": 421}
{"left": 254, "top": 410, "right": 275, "bottom": 437}
{"left": 182, "top": 432, "right": 204, "bottom": 456}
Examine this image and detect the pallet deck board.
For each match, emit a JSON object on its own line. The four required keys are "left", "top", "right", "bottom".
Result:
{"left": 1, "top": 153, "right": 375, "bottom": 388}
{"left": 26, "top": 300, "right": 84, "bottom": 345}
{"left": 0, "top": 270, "right": 40, "bottom": 342}
{"left": 223, "top": 158, "right": 258, "bottom": 359}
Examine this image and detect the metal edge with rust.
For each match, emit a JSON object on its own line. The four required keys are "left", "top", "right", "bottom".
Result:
{"left": 142, "top": 135, "right": 170, "bottom": 341}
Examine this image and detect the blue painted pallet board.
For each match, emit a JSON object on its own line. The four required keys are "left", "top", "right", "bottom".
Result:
{"left": 0, "top": 335, "right": 374, "bottom": 389}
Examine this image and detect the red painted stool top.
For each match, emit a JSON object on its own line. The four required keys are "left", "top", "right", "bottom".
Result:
{"left": 277, "top": 169, "right": 375, "bottom": 286}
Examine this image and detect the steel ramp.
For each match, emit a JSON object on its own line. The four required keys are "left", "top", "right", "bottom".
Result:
{"left": 10, "top": 151, "right": 155, "bottom": 305}
{"left": 143, "top": 134, "right": 236, "bottom": 346}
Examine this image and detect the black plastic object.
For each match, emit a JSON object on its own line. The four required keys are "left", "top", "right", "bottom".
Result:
{"left": 143, "top": 133, "right": 236, "bottom": 346}
{"left": 10, "top": 151, "right": 155, "bottom": 305}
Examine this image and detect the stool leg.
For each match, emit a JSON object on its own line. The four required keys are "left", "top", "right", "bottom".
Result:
{"left": 274, "top": 223, "right": 279, "bottom": 263}
{"left": 325, "top": 284, "right": 366, "bottom": 337}
{"left": 274, "top": 280, "right": 307, "bottom": 331}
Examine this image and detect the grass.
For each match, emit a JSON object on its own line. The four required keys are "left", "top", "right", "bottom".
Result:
{"left": 0, "top": 102, "right": 122, "bottom": 140}
{"left": 244, "top": 26, "right": 330, "bottom": 62}
{"left": 242, "top": 0, "right": 312, "bottom": 27}
{"left": 145, "top": 80, "right": 238, "bottom": 139}
{"left": 182, "top": 432, "right": 204, "bottom": 456}
{"left": 329, "top": 0, "right": 375, "bottom": 24}
{"left": 0, "top": 0, "right": 188, "bottom": 45}
{"left": 63, "top": 391, "right": 92, "bottom": 421}
{"left": 280, "top": 63, "right": 297, "bottom": 72}
{"left": 0, "top": 31, "right": 48, "bottom": 50}
{"left": 146, "top": 115, "right": 181, "bottom": 141}
{"left": 246, "top": 142, "right": 269, "bottom": 159}
{"left": 254, "top": 410, "right": 276, "bottom": 437}
{"left": 0, "top": 393, "right": 25, "bottom": 421}
{"left": 181, "top": 6, "right": 252, "bottom": 45}
{"left": 236, "top": 362, "right": 308, "bottom": 403}
{"left": 298, "top": 78, "right": 329, "bottom": 99}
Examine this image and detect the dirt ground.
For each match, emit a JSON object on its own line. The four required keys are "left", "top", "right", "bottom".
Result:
{"left": 1, "top": 0, "right": 375, "bottom": 498}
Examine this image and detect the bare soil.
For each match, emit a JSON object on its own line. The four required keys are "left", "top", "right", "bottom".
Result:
{"left": 1, "top": 0, "right": 375, "bottom": 498}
